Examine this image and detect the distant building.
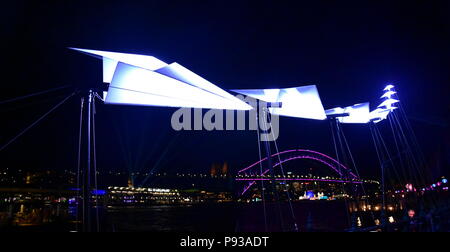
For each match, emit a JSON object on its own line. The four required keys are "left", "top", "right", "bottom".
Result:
{"left": 107, "top": 186, "right": 183, "bottom": 206}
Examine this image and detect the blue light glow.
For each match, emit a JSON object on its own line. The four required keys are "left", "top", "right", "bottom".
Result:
{"left": 92, "top": 190, "right": 107, "bottom": 196}
{"left": 443, "top": 178, "right": 448, "bottom": 184}
{"left": 306, "top": 191, "right": 315, "bottom": 199}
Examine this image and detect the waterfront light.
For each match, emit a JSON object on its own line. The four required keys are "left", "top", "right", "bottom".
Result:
{"left": 408, "top": 210, "right": 416, "bottom": 218}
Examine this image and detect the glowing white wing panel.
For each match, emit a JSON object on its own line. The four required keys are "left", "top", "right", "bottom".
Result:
{"left": 232, "top": 85, "right": 327, "bottom": 120}
{"left": 70, "top": 48, "right": 252, "bottom": 110}
{"left": 108, "top": 63, "right": 252, "bottom": 110}
{"left": 326, "top": 102, "right": 371, "bottom": 124}
{"left": 378, "top": 98, "right": 399, "bottom": 109}
{"left": 370, "top": 108, "right": 391, "bottom": 124}
{"left": 103, "top": 58, "right": 119, "bottom": 83}
{"left": 384, "top": 85, "right": 395, "bottom": 91}
{"left": 381, "top": 91, "right": 396, "bottom": 99}
{"left": 155, "top": 63, "right": 246, "bottom": 106}
{"left": 232, "top": 89, "right": 281, "bottom": 103}
{"left": 106, "top": 87, "right": 233, "bottom": 109}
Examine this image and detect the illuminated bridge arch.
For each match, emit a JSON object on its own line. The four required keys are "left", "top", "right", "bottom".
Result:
{"left": 237, "top": 149, "right": 360, "bottom": 195}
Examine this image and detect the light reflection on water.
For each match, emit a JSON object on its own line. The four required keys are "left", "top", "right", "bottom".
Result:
{"left": 1, "top": 201, "right": 405, "bottom": 231}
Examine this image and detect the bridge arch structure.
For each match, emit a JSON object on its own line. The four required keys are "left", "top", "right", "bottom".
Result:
{"left": 237, "top": 149, "right": 361, "bottom": 195}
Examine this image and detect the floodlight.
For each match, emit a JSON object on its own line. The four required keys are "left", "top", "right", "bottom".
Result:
{"left": 232, "top": 85, "right": 327, "bottom": 120}
{"left": 326, "top": 103, "right": 371, "bottom": 124}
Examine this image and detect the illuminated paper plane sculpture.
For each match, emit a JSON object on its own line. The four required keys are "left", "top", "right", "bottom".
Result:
{"left": 370, "top": 85, "right": 400, "bottom": 123}
{"left": 378, "top": 98, "right": 399, "bottom": 110}
{"left": 381, "top": 91, "right": 397, "bottom": 99}
{"left": 70, "top": 48, "right": 252, "bottom": 110}
{"left": 384, "top": 84, "right": 395, "bottom": 91}
{"left": 232, "top": 85, "right": 327, "bottom": 120}
{"left": 370, "top": 108, "right": 391, "bottom": 123}
{"left": 326, "top": 85, "right": 401, "bottom": 125}
{"left": 326, "top": 102, "right": 371, "bottom": 124}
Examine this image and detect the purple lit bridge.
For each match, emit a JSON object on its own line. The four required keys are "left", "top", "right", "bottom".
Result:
{"left": 236, "top": 149, "right": 361, "bottom": 196}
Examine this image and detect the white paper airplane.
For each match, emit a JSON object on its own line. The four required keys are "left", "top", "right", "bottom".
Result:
{"left": 70, "top": 48, "right": 252, "bottom": 110}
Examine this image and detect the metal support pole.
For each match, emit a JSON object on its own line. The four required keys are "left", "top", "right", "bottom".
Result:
{"left": 84, "top": 90, "right": 93, "bottom": 232}
{"left": 76, "top": 97, "right": 84, "bottom": 232}
{"left": 370, "top": 122, "right": 387, "bottom": 226}
{"left": 261, "top": 106, "right": 284, "bottom": 231}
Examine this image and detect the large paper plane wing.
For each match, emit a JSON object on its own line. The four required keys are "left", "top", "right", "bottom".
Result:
{"left": 326, "top": 102, "right": 371, "bottom": 124}
{"left": 70, "top": 48, "right": 252, "bottom": 110}
{"left": 232, "top": 85, "right": 327, "bottom": 120}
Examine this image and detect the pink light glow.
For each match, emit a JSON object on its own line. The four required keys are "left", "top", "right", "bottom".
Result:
{"left": 236, "top": 178, "right": 363, "bottom": 183}
{"left": 238, "top": 149, "right": 356, "bottom": 179}
{"left": 238, "top": 149, "right": 359, "bottom": 195}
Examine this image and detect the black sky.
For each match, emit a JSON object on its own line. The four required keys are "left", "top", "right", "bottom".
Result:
{"left": 1, "top": 1, "right": 449, "bottom": 181}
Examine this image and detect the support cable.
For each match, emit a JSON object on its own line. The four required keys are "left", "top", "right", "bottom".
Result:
{"left": 0, "top": 85, "right": 71, "bottom": 105}
{"left": 92, "top": 95, "right": 100, "bottom": 232}
{"left": 255, "top": 111, "right": 268, "bottom": 232}
{"left": 262, "top": 109, "right": 285, "bottom": 231}
{"left": 391, "top": 112, "right": 424, "bottom": 185}
{"left": 388, "top": 115, "right": 408, "bottom": 179}
{"left": 330, "top": 120, "right": 351, "bottom": 227}
{"left": 271, "top": 126, "right": 299, "bottom": 232}
{"left": 369, "top": 123, "right": 386, "bottom": 225}
{"left": 76, "top": 97, "right": 84, "bottom": 232}
{"left": 338, "top": 123, "right": 376, "bottom": 223}
{"left": 373, "top": 123, "right": 403, "bottom": 189}
{"left": 0, "top": 92, "right": 76, "bottom": 152}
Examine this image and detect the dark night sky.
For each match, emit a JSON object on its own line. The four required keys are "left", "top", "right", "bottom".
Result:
{"left": 1, "top": 1, "right": 449, "bottom": 182}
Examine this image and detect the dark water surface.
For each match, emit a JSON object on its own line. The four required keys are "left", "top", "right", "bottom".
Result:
{"left": 103, "top": 201, "right": 350, "bottom": 232}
